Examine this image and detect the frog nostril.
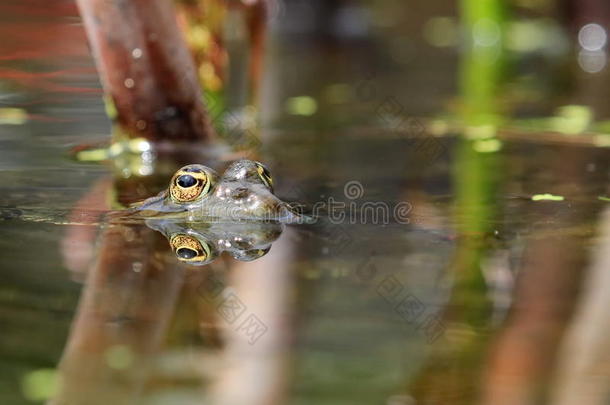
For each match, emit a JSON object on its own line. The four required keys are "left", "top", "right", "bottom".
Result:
{"left": 177, "top": 175, "right": 197, "bottom": 188}
{"left": 232, "top": 238, "right": 252, "bottom": 249}
{"left": 176, "top": 247, "right": 198, "bottom": 260}
{"left": 231, "top": 187, "right": 249, "bottom": 199}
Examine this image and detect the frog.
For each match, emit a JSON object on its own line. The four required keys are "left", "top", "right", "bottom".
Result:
{"left": 146, "top": 219, "right": 284, "bottom": 265}
{"left": 131, "top": 159, "right": 311, "bottom": 224}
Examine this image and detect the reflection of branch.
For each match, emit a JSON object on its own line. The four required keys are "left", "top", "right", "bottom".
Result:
{"left": 480, "top": 147, "right": 604, "bottom": 405}
{"left": 52, "top": 224, "right": 186, "bottom": 405}
{"left": 481, "top": 231, "right": 588, "bottom": 405}
{"left": 551, "top": 208, "right": 610, "bottom": 405}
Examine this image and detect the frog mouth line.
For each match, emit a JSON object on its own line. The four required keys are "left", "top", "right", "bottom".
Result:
{"left": 129, "top": 196, "right": 314, "bottom": 224}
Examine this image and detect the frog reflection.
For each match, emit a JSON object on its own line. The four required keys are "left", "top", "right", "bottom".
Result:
{"left": 146, "top": 219, "right": 284, "bottom": 265}
{"left": 132, "top": 159, "right": 308, "bottom": 223}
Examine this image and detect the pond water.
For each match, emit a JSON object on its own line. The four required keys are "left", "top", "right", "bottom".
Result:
{"left": 1, "top": 1, "right": 610, "bottom": 404}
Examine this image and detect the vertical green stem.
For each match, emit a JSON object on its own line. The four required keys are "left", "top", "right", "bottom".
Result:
{"left": 410, "top": 1, "right": 508, "bottom": 401}
{"left": 451, "top": 0, "right": 506, "bottom": 326}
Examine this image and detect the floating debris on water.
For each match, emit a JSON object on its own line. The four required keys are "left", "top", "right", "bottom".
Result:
{"left": 0, "top": 107, "right": 27, "bottom": 125}
{"left": 21, "top": 368, "right": 60, "bottom": 402}
{"left": 473, "top": 138, "right": 502, "bottom": 153}
{"left": 531, "top": 193, "right": 566, "bottom": 201}
{"left": 286, "top": 96, "right": 318, "bottom": 116}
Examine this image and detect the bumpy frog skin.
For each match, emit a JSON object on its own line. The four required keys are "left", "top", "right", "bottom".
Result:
{"left": 146, "top": 219, "right": 283, "bottom": 266}
{"left": 133, "top": 159, "right": 308, "bottom": 223}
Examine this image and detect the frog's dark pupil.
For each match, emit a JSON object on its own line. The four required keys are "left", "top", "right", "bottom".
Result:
{"left": 176, "top": 247, "right": 198, "bottom": 259}
{"left": 177, "top": 174, "right": 197, "bottom": 188}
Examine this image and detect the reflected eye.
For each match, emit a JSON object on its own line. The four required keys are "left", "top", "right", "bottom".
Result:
{"left": 170, "top": 234, "right": 210, "bottom": 263}
{"left": 169, "top": 166, "right": 212, "bottom": 203}
{"left": 176, "top": 247, "right": 198, "bottom": 260}
{"left": 255, "top": 162, "right": 273, "bottom": 191}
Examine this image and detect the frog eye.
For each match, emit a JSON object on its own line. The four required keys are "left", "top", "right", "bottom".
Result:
{"left": 170, "top": 234, "right": 211, "bottom": 263}
{"left": 169, "top": 165, "right": 213, "bottom": 203}
{"left": 255, "top": 162, "right": 274, "bottom": 191}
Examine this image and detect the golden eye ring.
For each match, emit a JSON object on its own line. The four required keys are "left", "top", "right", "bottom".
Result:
{"left": 169, "top": 166, "right": 211, "bottom": 203}
{"left": 170, "top": 234, "right": 211, "bottom": 262}
{"left": 255, "top": 162, "right": 274, "bottom": 191}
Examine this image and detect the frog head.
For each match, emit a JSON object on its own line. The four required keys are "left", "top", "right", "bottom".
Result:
{"left": 133, "top": 160, "right": 300, "bottom": 222}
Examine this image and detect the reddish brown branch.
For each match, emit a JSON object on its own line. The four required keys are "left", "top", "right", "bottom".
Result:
{"left": 76, "top": 0, "right": 215, "bottom": 142}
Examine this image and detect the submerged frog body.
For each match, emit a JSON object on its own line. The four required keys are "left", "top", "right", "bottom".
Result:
{"left": 134, "top": 159, "right": 308, "bottom": 223}
{"left": 146, "top": 219, "right": 283, "bottom": 265}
